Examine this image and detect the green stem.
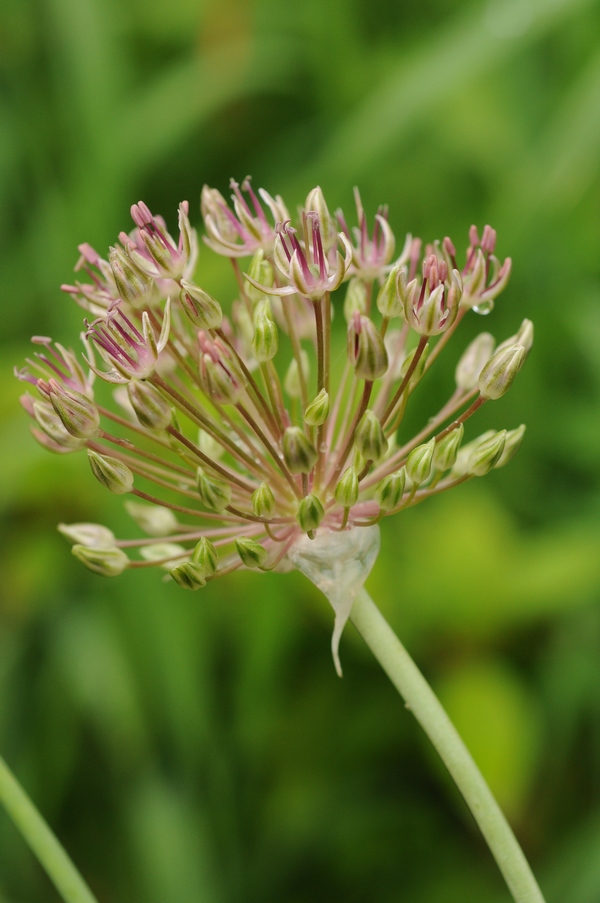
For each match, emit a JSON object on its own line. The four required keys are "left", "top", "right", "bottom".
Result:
{"left": 349, "top": 590, "right": 546, "bottom": 903}
{"left": 0, "top": 755, "right": 99, "bottom": 903}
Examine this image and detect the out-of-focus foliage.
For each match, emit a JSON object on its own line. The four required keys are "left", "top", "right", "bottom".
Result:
{"left": 1, "top": 0, "right": 600, "bottom": 900}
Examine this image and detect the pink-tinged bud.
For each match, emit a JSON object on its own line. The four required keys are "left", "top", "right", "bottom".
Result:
{"left": 478, "top": 344, "right": 527, "bottom": 400}
{"left": 179, "top": 280, "right": 222, "bottom": 330}
{"left": 39, "top": 378, "right": 100, "bottom": 439}
{"left": 347, "top": 313, "right": 388, "bottom": 380}
{"left": 403, "top": 267, "right": 462, "bottom": 336}
{"left": 88, "top": 450, "right": 134, "bottom": 494}
{"left": 129, "top": 201, "right": 193, "bottom": 280}
{"left": 198, "top": 335, "right": 243, "bottom": 406}
{"left": 72, "top": 544, "right": 130, "bottom": 576}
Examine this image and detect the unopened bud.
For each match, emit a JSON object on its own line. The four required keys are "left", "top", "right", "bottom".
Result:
{"left": 495, "top": 424, "right": 526, "bottom": 468}
{"left": 252, "top": 482, "right": 276, "bottom": 518}
{"left": 496, "top": 319, "right": 534, "bottom": 354}
{"left": 347, "top": 313, "right": 388, "bottom": 380}
{"left": 399, "top": 342, "right": 429, "bottom": 384}
{"left": 109, "top": 245, "right": 154, "bottom": 307}
{"left": 179, "top": 280, "right": 223, "bottom": 330}
{"left": 376, "top": 264, "right": 403, "bottom": 319}
{"left": 127, "top": 379, "right": 172, "bottom": 430}
{"left": 304, "top": 389, "right": 330, "bottom": 427}
{"left": 43, "top": 380, "right": 100, "bottom": 439}
{"left": 252, "top": 311, "right": 279, "bottom": 362}
{"left": 433, "top": 424, "right": 464, "bottom": 472}
{"left": 124, "top": 501, "right": 178, "bottom": 536}
{"left": 374, "top": 468, "right": 406, "bottom": 511}
{"left": 344, "top": 278, "right": 368, "bottom": 322}
{"left": 284, "top": 352, "right": 309, "bottom": 399}
{"left": 88, "top": 450, "right": 134, "bottom": 494}
{"left": 170, "top": 561, "right": 206, "bottom": 590}
{"left": 478, "top": 344, "right": 526, "bottom": 400}
{"left": 355, "top": 410, "right": 388, "bottom": 462}
{"left": 33, "top": 400, "right": 86, "bottom": 450}
{"left": 305, "top": 186, "right": 336, "bottom": 250}
{"left": 297, "top": 493, "right": 325, "bottom": 532}
{"left": 406, "top": 438, "right": 435, "bottom": 485}
{"left": 140, "top": 543, "right": 186, "bottom": 567}
{"left": 58, "top": 523, "right": 116, "bottom": 547}
{"left": 282, "top": 427, "right": 318, "bottom": 474}
{"left": 335, "top": 466, "right": 359, "bottom": 508}
{"left": 192, "top": 537, "right": 218, "bottom": 576}
{"left": 235, "top": 537, "right": 268, "bottom": 569}
{"left": 468, "top": 430, "right": 507, "bottom": 476}
{"left": 197, "top": 468, "right": 232, "bottom": 512}
{"left": 201, "top": 355, "right": 243, "bottom": 405}
{"left": 245, "top": 250, "right": 275, "bottom": 303}
{"left": 455, "top": 333, "right": 495, "bottom": 391}
{"left": 72, "top": 544, "right": 129, "bottom": 576}
{"left": 198, "top": 429, "right": 224, "bottom": 461}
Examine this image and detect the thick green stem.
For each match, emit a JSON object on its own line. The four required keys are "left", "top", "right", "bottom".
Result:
{"left": 349, "top": 590, "right": 546, "bottom": 903}
{"left": 0, "top": 755, "right": 98, "bottom": 903}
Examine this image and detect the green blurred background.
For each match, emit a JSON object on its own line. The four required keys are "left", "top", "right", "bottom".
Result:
{"left": 2, "top": 0, "right": 600, "bottom": 899}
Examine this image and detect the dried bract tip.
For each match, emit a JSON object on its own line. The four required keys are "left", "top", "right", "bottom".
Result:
{"left": 88, "top": 450, "right": 134, "bottom": 494}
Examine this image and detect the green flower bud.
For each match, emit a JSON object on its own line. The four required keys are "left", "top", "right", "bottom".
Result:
{"left": 197, "top": 468, "right": 232, "bottom": 512}
{"left": 127, "top": 379, "right": 172, "bottom": 430}
{"left": 347, "top": 313, "right": 388, "bottom": 380}
{"left": 297, "top": 493, "right": 325, "bottom": 532}
{"left": 179, "top": 280, "right": 223, "bottom": 329}
{"left": 344, "top": 278, "right": 368, "bottom": 322}
{"left": 376, "top": 264, "right": 403, "bottom": 319}
{"left": 406, "top": 438, "right": 435, "bottom": 486}
{"left": 245, "top": 250, "right": 275, "bottom": 303}
{"left": 44, "top": 380, "right": 100, "bottom": 439}
{"left": 496, "top": 319, "right": 534, "bottom": 354}
{"left": 252, "top": 311, "right": 279, "bottom": 362}
{"left": 252, "top": 482, "right": 276, "bottom": 518}
{"left": 451, "top": 430, "right": 496, "bottom": 478}
{"left": 305, "top": 186, "right": 336, "bottom": 251}
{"left": 455, "top": 333, "right": 495, "bottom": 391}
{"left": 201, "top": 355, "right": 243, "bottom": 406}
{"left": 88, "top": 450, "right": 134, "bottom": 494}
{"left": 124, "top": 501, "right": 178, "bottom": 536}
{"left": 72, "top": 544, "right": 129, "bottom": 576}
{"left": 170, "top": 561, "right": 206, "bottom": 590}
{"left": 478, "top": 344, "right": 526, "bottom": 400}
{"left": 355, "top": 410, "right": 388, "bottom": 463}
{"left": 468, "top": 430, "right": 507, "bottom": 476}
{"left": 58, "top": 523, "right": 116, "bottom": 547}
{"left": 495, "top": 424, "right": 526, "bottom": 468}
{"left": 140, "top": 543, "right": 187, "bottom": 568}
{"left": 235, "top": 537, "right": 269, "bottom": 569}
{"left": 191, "top": 537, "right": 218, "bottom": 576}
{"left": 374, "top": 468, "right": 406, "bottom": 511}
{"left": 335, "top": 466, "right": 359, "bottom": 508}
{"left": 282, "top": 427, "right": 318, "bottom": 474}
{"left": 433, "top": 424, "right": 464, "bottom": 472}
{"left": 284, "top": 352, "right": 309, "bottom": 399}
{"left": 109, "top": 245, "right": 154, "bottom": 307}
{"left": 33, "top": 401, "right": 83, "bottom": 450}
{"left": 399, "top": 342, "right": 429, "bottom": 384}
{"left": 304, "top": 389, "right": 330, "bottom": 427}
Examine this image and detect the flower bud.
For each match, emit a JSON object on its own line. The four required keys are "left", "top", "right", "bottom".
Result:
{"left": 284, "top": 352, "right": 309, "bottom": 399}
{"left": 495, "top": 424, "right": 526, "bottom": 468}
{"left": 304, "top": 389, "right": 330, "bottom": 427}
{"left": 347, "top": 313, "right": 388, "bottom": 380}
{"left": 109, "top": 245, "right": 154, "bottom": 307}
{"left": 245, "top": 250, "right": 275, "bottom": 303}
{"left": 399, "top": 342, "right": 429, "bottom": 384}
{"left": 376, "top": 264, "right": 403, "bottom": 319}
{"left": 305, "top": 186, "right": 336, "bottom": 251}
{"left": 496, "top": 319, "right": 534, "bottom": 354}
{"left": 406, "top": 438, "right": 435, "bottom": 486}
{"left": 297, "top": 493, "right": 325, "bottom": 532}
{"left": 179, "top": 280, "right": 223, "bottom": 330}
{"left": 282, "top": 427, "right": 318, "bottom": 474}
{"left": 198, "top": 429, "right": 224, "bottom": 461}
{"left": 88, "top": 450, "right": 134, "bottom": 494}
{"left": 468, "top": 430, "right": 507, "bottom": 476}
{"left": 252, "top": 311, "right": 279, "bottom": 362}
{"left": 334, "top": 466, "right": 359, "bottom": 508}
{"left": 197, "top": 468, "right": 232, "bottom": 512}
{"left": 252, "top": 482, "right": 276, "bottom": 518}
{"left": 140, "top": 543, "right": 186, "bottom": 567}
{"left": 43, "top": 379, "right": 100, "bottom": 438}
{"left": 170, "top": 561, "right": 206, "bottom": 590}
{"left": 124, "top": 501, "right": 178, "bottom": 536}
{"left": 455, "top": 333, "right": 495, "bottom": 391}
{"left": 355, "top": 410, "right": 388, "bottom": 462}
{"left": 127, "top": 379, "right": 172, "bottom": 430}
{"left": 433, "top": 424, "right": 464, "bottom": 472}
{"left": 200, "top": 353, "right": 243, "bottom": 406}
{"left": 58, "top": 523, "right": 117, "bottom": 547}
{"left": 33, "top": 400, "right": 85, "bottom": 450}
{"left": 374, "top": 468, "right": 406, "bottom": 511}
{"left": 344, "top": 278, "right": 368, "bottom": 322}
{"left": 191, "top": 537, "right": 218, "bottom": 576}
{"left": 72, "top": 544, "right": 129, "bottom": 576}
{"left": 478, "top": 344, "right": 526, "bottom": 400}
{"left": 235, "top": 537, "right": 269, "bottom": 569}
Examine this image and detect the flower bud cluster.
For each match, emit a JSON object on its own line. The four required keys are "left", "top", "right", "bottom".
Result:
{"left": 16, "top": 179, "right": 530, "bottom": 592}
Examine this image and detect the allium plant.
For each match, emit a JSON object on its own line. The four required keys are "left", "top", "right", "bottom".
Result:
{"left": 7, "top": 180, "right": 546, "bottom": 903}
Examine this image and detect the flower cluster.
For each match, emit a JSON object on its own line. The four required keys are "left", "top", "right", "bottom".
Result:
{"left": 16, "top": 179, "right": 532, "bottom": 593}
